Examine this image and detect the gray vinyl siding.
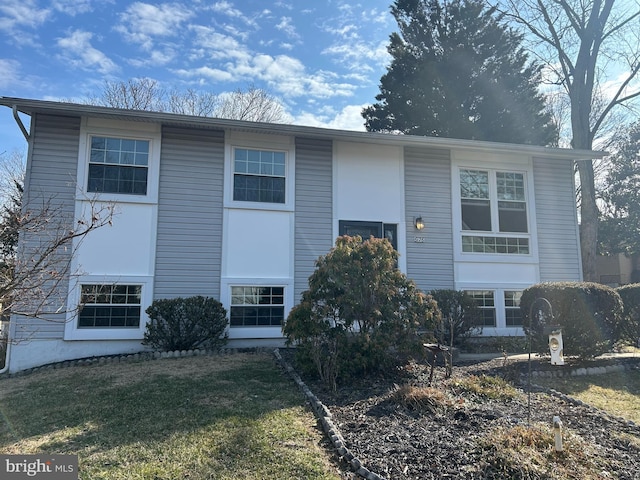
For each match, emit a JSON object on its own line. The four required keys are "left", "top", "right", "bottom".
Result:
{"left": 533, "top": 157, "right": 582, "bottom": 281}
{"left": 154, "top": 126, "right": 224, "bottom": 299}
{"left": 13, "top": 113, "right": 80, "bottom": 340}
{"left": 294, "top": 137, "right": 333, "bottom": 301}
{"left": 404, "top": 147, "right": 455, "bottom": 291}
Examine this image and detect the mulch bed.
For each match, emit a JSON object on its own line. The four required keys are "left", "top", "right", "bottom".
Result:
{"left": 287, "top": 352, "right": 640, "bottom": 480}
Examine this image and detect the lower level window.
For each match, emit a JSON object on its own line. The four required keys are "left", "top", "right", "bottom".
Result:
{"left": 466, "top": 290, "right": 496, "bottom": 327}
{"left": 230, "top": 286, "right": 284, "bottom": 327}
{"left": 505, "top": 291, "right": 523, "bottom": 326}
{"left": 78, "top": 284, "right": 142, "bottom": 328}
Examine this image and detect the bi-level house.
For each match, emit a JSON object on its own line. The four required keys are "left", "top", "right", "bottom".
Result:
{"left": 0, "top": 97, "right": 603, "bottom": 373}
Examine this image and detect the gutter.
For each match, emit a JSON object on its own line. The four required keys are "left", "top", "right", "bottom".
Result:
{"left": 12, "top": 105, "right": 30, "bottom": 141}
{"left": 2, "top": 96, "right": 606, "bottom": 161}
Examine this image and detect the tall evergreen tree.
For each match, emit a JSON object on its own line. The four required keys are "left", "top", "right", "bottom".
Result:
{"left": 363, "top": 0, "right": 557, "bottom": 146}
{"left": 599, "top": 121, "right": 640, "bottom": 256}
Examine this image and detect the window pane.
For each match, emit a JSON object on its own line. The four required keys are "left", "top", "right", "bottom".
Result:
{"left": 466, "top": 290, "right": 496, "bottom": 327}
{"left": 461, "top": 199, "right": 491, "bottom": 231}
{"left": 505, "top": 291, "right": 523, "bottom": 327}
{"left": 460, "top": 170, "right": 489, "bottom": 199}
{"left": 496, "top": 172, "right": 525, "bottom": 201}
{"left": 499, "top": 201, "right": 528, "bottom": 233}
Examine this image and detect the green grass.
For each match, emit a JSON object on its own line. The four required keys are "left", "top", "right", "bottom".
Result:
{"left": 0, "top": 353, "right": 342, "bottom": 480}
{"left": 535, "top": 369, "right": 640, "bottom": 424}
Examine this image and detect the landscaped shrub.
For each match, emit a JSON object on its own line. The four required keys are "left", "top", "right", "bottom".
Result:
{"left": 429, "top": 289, "right": 481, "bottom": 347}
{"left": 520, "top": 282, "right": 623, "bottom": 358}
{"left": 283, "top": 235, "right": 441, "bottom": 389}
{"left": 143, "top": 296, "right": 228, "bottom": 351}
{"left": 615, "top": 283, "right": 640, "bottom": 346}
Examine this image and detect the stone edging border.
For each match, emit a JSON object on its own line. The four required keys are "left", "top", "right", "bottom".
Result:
{"left": 273, "top": 348, "right": 387, "bottom": 480}
{"left": 0, "top": 347, "right": 271, "bottom": 379}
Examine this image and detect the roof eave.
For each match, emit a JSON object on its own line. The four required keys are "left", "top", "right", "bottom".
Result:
{"left": 0, "top": 96, "right": 606, "bottom": 160}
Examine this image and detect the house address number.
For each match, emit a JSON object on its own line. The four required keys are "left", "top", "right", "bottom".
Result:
{"left": 414, "top": 236, "right": 425, "bottom": 243}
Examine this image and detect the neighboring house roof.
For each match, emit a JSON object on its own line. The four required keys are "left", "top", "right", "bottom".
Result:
{"left": 1, "top": 96, "right": 606, "bottom": 161}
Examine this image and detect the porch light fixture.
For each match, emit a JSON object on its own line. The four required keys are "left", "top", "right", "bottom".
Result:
{"left": 414, "top": 216, "right": 425, "bottom": 231}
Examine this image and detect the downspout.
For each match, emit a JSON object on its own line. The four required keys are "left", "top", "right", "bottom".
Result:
{"left": 0, "top": 337, "right": 11, "bottom": 375}
{"left": 12, "top": 105, "right": 30, "bottom": 142}
{"left": 1, "top": 105, "right": 30, "bottom": 374}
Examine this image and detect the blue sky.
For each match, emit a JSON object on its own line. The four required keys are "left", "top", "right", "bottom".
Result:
{"left": 0, "top": 0, "right": 396, "bottom": 155}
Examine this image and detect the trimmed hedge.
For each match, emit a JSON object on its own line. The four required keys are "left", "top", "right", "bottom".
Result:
{"left": 615, "top": 283, "right": 640, "bottom": 345}
{"left": 143, "top": 296, "right": 228, "bottom": 351}
{"left": 520, "top": 282, "right": 623, "bottom": 359}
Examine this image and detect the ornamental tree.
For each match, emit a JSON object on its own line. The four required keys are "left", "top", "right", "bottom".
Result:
{"left": 283, "top": 235, "right": 440, "bottom": 389}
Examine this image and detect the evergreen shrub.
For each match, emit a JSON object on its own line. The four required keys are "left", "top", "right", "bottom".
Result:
{"left": 143, "top": 296, "right": 228, "bottom": 351}
{"left": 615, "top": 283, "right": 640, "bottom": 346}
{"left": 283, "top": 235, "right": 441, "bottom": 390}
{"left": 429, "top": 289, "right": 481, "bottom": 347}
{"left": 520, "top": 282, "right": 622, "bottom": 358}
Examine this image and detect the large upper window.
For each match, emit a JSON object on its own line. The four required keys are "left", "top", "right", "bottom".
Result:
{"left": 78, "top": 284, "right": 142, "bottom": 328}
{"left": 230, "top": 286, "right": 284, "bottom": 327}
{"left": 460, "top": 169, "right": 529, "bottom": 254}
{"left": 88, "top": 136, "right": 149, "bottom": 195}
{"left": 233, "top": 148, "right": 286, "bottom": 203}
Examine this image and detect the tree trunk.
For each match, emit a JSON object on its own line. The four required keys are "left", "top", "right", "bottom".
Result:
{"left": 578, "top": 161, "right": 599, "bottom": 282}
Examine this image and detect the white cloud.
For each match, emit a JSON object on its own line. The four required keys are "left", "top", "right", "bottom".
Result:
{"left": 128, "top": 48, "right": 177, "bottom": 68}
{"left": 0, "top": 0, "right": 50, "bottom": 31}
{"left": 116, "top": 2, "right": 194, "bottom": 50}
{"left": 189, "top": 25, "right": 250, "bottom": 61}
{"left": 275, "top": 16, "right": 299, "bottom": 40}
{"left": 52, "top": 0, "right": 95, "bottom": 16}
{"left": 209, "top": 1, "right": 257, "bottom": 27}
{"left": 293, "top": 104, "right": 368, "bottom": 131}
{"left": 172, "top": 66, "right": 235, "bottom": 82}
{"left": 323, "top": 40, "right": 390, "bottom": 72}
{"left": 0, "top": 59, "right": 20, "bottom": 88}
{"left": 57, "top": 30, "right": 119, "bottom": 75}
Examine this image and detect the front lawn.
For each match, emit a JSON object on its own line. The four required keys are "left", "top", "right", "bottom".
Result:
{"left": 0, "top": 353, "right": 342, "bottom": 480}
{"left": 535, "top": 367, "right": 640, "bottom": 424}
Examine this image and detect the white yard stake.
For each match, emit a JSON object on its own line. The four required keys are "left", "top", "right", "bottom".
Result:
{"left": 553, "top": 416, "right": 563, "bottom": 452}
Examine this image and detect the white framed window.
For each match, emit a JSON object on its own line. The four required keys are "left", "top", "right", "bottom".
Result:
{"left": 87, "top": 136, "right": 149, "bottom": 195}
{"left": 224, "top": 132, "right": 295, "bottom": 211}
{"left": 77, "top": 118, "right": 161, "bottom": 204}
{"left": 504, "top": 290, "right": 523, "bottom": 327}
{"left": 233, "top": 148, "right": 286, "bottom": 204}
{"left": 460, "top": 168, "right": 530, "bottom": 254}
{"left": 64, "top": 275, "right": 153, "bottom": 341}
{"left": 466, "top": 290, "right": 496, "bottom": 327}
{"left": 229, "top": 286, "right": 285, "bottom": 327}
{"left": 78, "top": 284, "right": 142, "bottom": 328}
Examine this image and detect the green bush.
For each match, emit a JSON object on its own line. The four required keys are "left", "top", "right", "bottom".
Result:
{"left": 520, "top": 282, "right": 623, "bottom": 359}
{"left": 143, "top": 296, "right": 228, "bottom": 351}
{"left": 615, "top": 283, "right": 640, "bottom": 345}
{"left": 429, "top": 289, "right": 481, "bottom": 347}
{"left": 283, "top": 235, "right": 441, "bottom": 389}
